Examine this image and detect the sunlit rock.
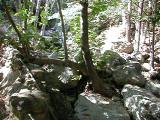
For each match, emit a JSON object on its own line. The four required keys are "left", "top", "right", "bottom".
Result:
{"left": 75, "top": 93, "right": 130, "bottom": 120}
{"left": 122, "top": 84, "right": 160, "bottom": 120}
{"left": 113, "top": 62, "right": 146, "bottom": 87}
{"left": 145, "top": 80, "right": 160, "bottom": 97}
{"left": 10, "top": 89, "right": 52, "bottom": 120}
{"left": 97, "top": 50, "right": 126, "bottom": 69}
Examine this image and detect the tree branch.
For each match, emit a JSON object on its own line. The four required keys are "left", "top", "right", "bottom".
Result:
{"left": 2, "top": 0, "right": 22, "bottom": 41}
{"left": 28, "top": 57, "right": 87, "bottom": 76}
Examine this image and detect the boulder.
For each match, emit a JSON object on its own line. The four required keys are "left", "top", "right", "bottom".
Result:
{"left": 145, "top": 80, "right": 160, "bottom": 97}
{"left": 0, "top": 47, "right": 41, "bottom": 119}
{"left": 122, "top": 84, "right": 160, "bottom": 120}
{"left": 10, "top": 89, "right": 55, "bottom": 120}
{"left": 32, "top": 66, "right": 81, "bottom": 91}
{"left": 0, "top": 95, "right": 8, "bottom": 119}
{"left": 147, "top": 70, "right": 160, "bottom": 80}
{"left": 141, "top": 63, "right": 151, "bottom": 72}
{"left": 0, "top": 73, "right": 3, "bottom": 81}
{"left": 113, "top": 62, "right": 146, "bottom": 87}
{"left": 0, "top": 56, "right": 36, "bottom": 95}
{"left": 49, "top": 89, "right": 75, "bottom": 120}
{"left": 0, "top": 48, "right": 22, "bottom": 95}
{"left": 132, "top": 52, "right": 150, "bottom": 63}
{"left": 75, "top": 93, "right": 130, "bottom": 120}
{"left": 111, "top": 42, "right": 134, "bottom": 54}
{"left": 97, "top": 50, "right": 126, "bottom": 69}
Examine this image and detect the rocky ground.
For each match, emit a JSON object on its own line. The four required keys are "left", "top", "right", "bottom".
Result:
{"left": 0, "top": 46, "right": 8, "bottom": 120}
{"left": 1, "top": 28, "right": 160, "bottom": 120}
{"left": 1, "top": 4, "right": 160, "bottom": 119}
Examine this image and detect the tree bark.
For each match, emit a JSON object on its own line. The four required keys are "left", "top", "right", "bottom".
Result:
{"left": 126, "top": 0, "right": 132, "bottom": 43}
{"left": 135, "top": 0, "right": 144, "bottom": 52}
{"left": 28, "top": 57, "right": 87, "bottom": 76}
{"left": 151, "top": 22, "right": 155, "bottom": 70}
{"left": 57, "top": 0, "right": 68, "bottom": 61}
{"left": 23, "top": 0, "right": 28, "bottom": 31}
{"left": 2, "top": 0, "right": 29, "bottom": 56}
{"left": 80, "top": 1, "right": 111, "bottom": 96}
{"left": 34, "top": 0, "right": 42, "bottom": 27}
{"left": 2, "top": 1, "right": 22, "bottom": 41}
{"left": 150, "top": 0, "right": 158, "bottom": 70}
{"left": 40, "top": 0, "right": 49, "bottom": 36}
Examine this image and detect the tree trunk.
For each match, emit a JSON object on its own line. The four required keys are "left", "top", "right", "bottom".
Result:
{"left": 29, "top": 0, "right": 36, "bottom": 13}
{"left": 14, "top": 0, "right": 21, "bottom": 12}
{"left": 151, "top": 22, "right": 155, "bottom": 70}
{"left": 80, "top": 1, "right": 111, "bottom": 96}
{"left": 135, "top": 0, "right": 144, "bottom": 52}
{"left": 57, "top": 0, "right": 68, "bottom": 61}
{"left": 34, "top": 0, "right": 42, "bottom": 27}
{"left": 2, "top": 0, "right": 29, "bottom": 56}
{"left": 23, "top": 0, "right": 28, "bottom": 31}
{"left": 126, "top": 0, "right": 132, "bottom": 43}
{"left": 150, "top": 0, "right": 158, "bottom": 70}
{"left": 40, "top": 0, "right": 49, "bottom": 36}
{"left": 29, "top": 57, "right": 87, "bottom": 76}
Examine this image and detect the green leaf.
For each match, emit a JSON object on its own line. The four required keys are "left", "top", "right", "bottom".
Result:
{"left": 28, "top": 16, "right": 38, "bottom": 24}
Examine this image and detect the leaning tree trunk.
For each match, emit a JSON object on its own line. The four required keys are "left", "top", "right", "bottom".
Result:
{"left": 2, "top": 0, "right": 30, "bottom": 57}
{"left": 80, "top": 1, "right": 112, "bottom": 96}
{"left": 57, "top": 0, "right": 68, "bottom": 61}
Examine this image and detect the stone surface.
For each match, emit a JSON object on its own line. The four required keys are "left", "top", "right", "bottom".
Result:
{"left": 49, "top": 89, "right": 75, "bottom": 120}
{"left": 98, "top": 50, "right": 126, "bottom": 69}
{"left": 141, "top": 63, "right": 151, "bottom": 71}
{"left": 10, "top": 89, "right": 53, "bottom": 120}
{"left": 113, "top": 62, "right": 146, "bottom": 87}
{"left": 0, "top": 48, "right": 22, "bottom": 95}
{"left": 0, "top": 73, "right": 3, "bottom": 81}
{"left": 122, "top": 84, "right": 160, "bottom": 120}
{"left": 33, "top": 66, "right": 80, "bottom": 91}
{"left": 112, "top": 42, "right": 134, "bottom": 54}
{"left": 75, "top": 93, "right": 130, "bottom": 120}
{"left": 0, "top": 95, "right": 8, "bottom": 119}
{"left": 145, "top": 80, "right": 160, "bottom": 97}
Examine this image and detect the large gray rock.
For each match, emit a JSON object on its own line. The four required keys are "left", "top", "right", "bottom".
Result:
{"left": 0, "top": 48, "right": 44, "bottom": 119}
{"left": 0, "top": 95, "right": 8, "bottom": 119}
{"left": 111, "top": 42, "right": 134, "bottom": 54}
{"left": 0, "top": 47, "right": 76, "bottom": 120}
{"left": 145, "top": 80, "right": 160, "bottom": 97}
{"left": 122, "top": 84, "right": 160, "bottom": 120}
{"left": 113, "top": 62, "right": 146, "bottom": 87}
{"left": 31, "top": 66, "right": 80, "bottom": 91}
{"left": 75, "top": 93, "right": 130, "bottom": 120}
{"left": 10, "top": 89, "right": 55, "bottom": 120}
{"left": 0, "top": 61, "right": 36, "bottom": 96}
{"left": 0, "top": 47, "right": 36, "bottom": 95}
{"left": 49, "top": 89, "right": 75, "bottom": 120}
{"left": 97, "top": 50, "right": 126, "bottom": 69}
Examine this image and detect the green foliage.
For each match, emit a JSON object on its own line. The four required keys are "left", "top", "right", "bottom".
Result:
{"left": 96, "top": 50, "right": 126, "bottom": 69}
{"left": 36, "top": 32, "right": 62, "bottom": 52}
{"left": 69, "top": 0, "right": 121, "bottom": 65}
{"left": 14, "top": 8, "right": 28, "bottom": 21}
{"left": 91, "top": 0, "right": 120, "bottom": 16}
{"left": 70, "top": 16, "right": 81, "bottom": 44}
{"left": 40, "top": 10, "right": 48, "bottom": 25}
